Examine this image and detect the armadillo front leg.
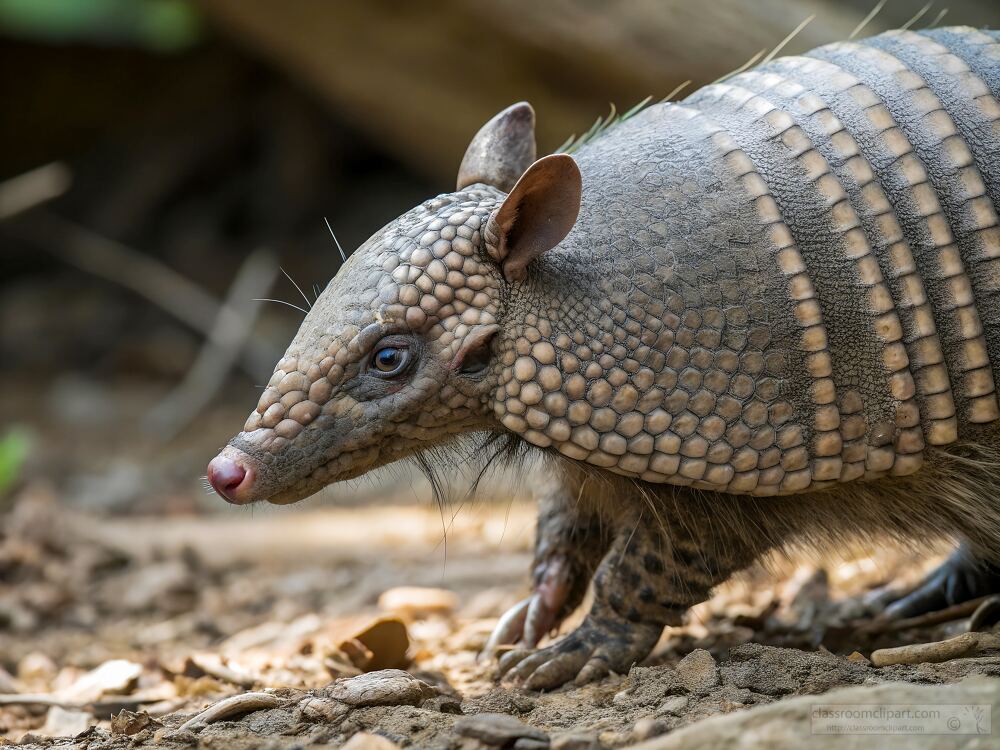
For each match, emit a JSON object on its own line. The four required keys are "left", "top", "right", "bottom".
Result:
{"left": 485, "top": 470, "right": 610, "bottom": 653}
{"left": 497, "top": 504, "right": 756, "bottom": 690}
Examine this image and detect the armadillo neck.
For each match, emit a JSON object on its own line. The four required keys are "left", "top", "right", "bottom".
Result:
{"left": 491, "top": 27, "right": 1000, "bottom": 497}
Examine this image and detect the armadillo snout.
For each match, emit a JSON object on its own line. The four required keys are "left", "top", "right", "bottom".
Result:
{"left": 207, "top": 447, "right": 257, "bottom": 505}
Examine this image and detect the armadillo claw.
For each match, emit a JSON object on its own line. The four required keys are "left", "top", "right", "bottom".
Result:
{"left": 575, "top": 657, "right": 611, "bottom": 686}
{"left": 499, "top": 616, "right": 663, "bottom": 691}
{"left": 482, "top": 556, "right": 574, "bottom": 659}
{"left": 524, "top": 555, "right": 572, "bottom": 644}
{"left": 883, "top": 547, "right": 1000, "bottom": 620}
{"left": 496, "top": 647, "right": 534, "bottom": 677}
{"left": 480, "top": 597, "right": 531, "bottom": 660}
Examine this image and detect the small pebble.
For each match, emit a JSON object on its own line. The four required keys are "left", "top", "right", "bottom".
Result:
{"left": 551, "top": 733, "right": 603, "bottom": 750}
{"left": 676, "top": 649, "right": 719, "bottom": 693}
{"left": 657, "top": 695, "right": 689, "bottom": 715}
{"left": 378, "top": 586, "right": 459, "bottom": 620}
{"left": 846, "top": 651, "right": 871, "bottom": 665}
{"left": 342, "top": 732, "right": 403, "bottom": 750}
{"left": 111, "top": 709, "right": 161, "bottom": 736}
{"left": 631, "top": 716, "right": 667, "bottom": 742}
{"left": 454, "top": 713, "right": 549, "bottom": 746}
{"left": 611, "top": 687, "right": 633, "bottom": 706}
{"left": 422, "top": 694, "right": 463, "bottom": 714}
{"left": 328, "top": 669, "right": 438, "bottom": 707}
{"left": 514, "top": 739, "right": 550, "bottom": 750}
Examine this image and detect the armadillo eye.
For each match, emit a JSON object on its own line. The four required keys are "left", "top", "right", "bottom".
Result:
{"left": 371, "top": 345, "right": 409, "bottom": 376}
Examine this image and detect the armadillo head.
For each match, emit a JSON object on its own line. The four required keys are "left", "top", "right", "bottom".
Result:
{"left": 208, "top": 103, "right": 582, "bottom": 505}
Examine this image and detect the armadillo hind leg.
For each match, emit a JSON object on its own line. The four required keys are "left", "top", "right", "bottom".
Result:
{"left": 884, "top": 544, "right": 1000, "bottom": 620}
{"left": 486, "top": 471, "right": 610, "bottom": 653}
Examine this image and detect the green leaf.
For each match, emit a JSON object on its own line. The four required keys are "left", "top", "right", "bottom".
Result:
{"left": 0, "top": 428, "right": 30, "bottom": 496}
{"left": 0, "top": 0, "right": 202, "bottom": 52}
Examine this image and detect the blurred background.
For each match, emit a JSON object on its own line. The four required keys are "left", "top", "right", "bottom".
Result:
{"left": 2, "top": 0, "right": 999, "bottom": 515}
{"left": 2, "top": 2, "right": 999, "bottom": 743}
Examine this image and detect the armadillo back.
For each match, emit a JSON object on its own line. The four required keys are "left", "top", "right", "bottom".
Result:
{"left": 500, "top": 28, "right": 1000, "bottom": 496}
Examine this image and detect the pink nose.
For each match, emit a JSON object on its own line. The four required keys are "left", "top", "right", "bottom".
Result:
{"left": 207, "top": 451, "right": 254, "bottom": 504}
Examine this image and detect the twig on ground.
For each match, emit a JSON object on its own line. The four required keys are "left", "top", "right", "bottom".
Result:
{"left": 0, "top": 694, "right": 75, "bottom": 708}
{"left": 6, "top": 210, "right": 279, "bottom": 379}
{"left": 871, "top": 631, "right": 1000, "bottom": 667}
{"left": 859, "top": 596, "right": 992, "bottom": 635}
{"left": 0, "top": 694, "right": 153, "bottom": 711}
{"left": 188, "top": 655, "right": 258, "bottom": 689}
{"left": 0, "top": 163, "right": 72, "bottom": 220}
{"left": 178, "top": 692, "right": 282, "bottom": 731}
{"left": 145, "top": 247, "right": 278, "bottom": 440}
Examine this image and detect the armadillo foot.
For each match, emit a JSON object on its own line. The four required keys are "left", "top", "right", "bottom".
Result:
{"left": 885, "top": 546, "right": 1000, "bottom": 620}
{"left": 482, "top": 554, "right": 575, "bottom": 658}
{"left": 496, "top": 613, "right": 662, "bottom": 690}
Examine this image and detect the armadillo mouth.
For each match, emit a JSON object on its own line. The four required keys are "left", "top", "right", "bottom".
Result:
{"left": 210, "top": 444, "right": 367, "bottom": 507}
{"left": 211, "top": 427, "right": 447, "bottom": 506}
{"left": 262, "top": 458, "right": 380, "bottom": 505}
{"left": 207, "top": 443, "right": 330, "bottom": 506}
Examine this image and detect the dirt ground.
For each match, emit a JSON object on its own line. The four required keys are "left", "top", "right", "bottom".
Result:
{"left": 3, "top": 482, "right": 1000, "bottom": 749}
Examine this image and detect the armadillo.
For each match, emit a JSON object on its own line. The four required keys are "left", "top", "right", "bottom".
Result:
{"left": 208, "top": 26, "right": 1000, "bottom": 689}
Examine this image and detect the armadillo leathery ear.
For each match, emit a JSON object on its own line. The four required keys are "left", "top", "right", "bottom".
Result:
{"left": 457, "top": 102, "right": 537, "bottom": 192}
{"left": 485, "top": 154, "right": 582, "bottom": 283}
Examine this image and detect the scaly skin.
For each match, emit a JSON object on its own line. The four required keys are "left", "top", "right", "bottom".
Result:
{"left": 209, "top": 27, "right": 1000, "bottom": 688}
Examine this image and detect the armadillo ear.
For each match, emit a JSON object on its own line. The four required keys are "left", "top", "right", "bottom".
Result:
{"left": 485, "top": 154, "right": 582, "bottom": 283}
{"left": 450, "top": 324, "right": 499, "bottom": 375}
{"left": 457, "top": 102, "right": 537, "bottom": 192}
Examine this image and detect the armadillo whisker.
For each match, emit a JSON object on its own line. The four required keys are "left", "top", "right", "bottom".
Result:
{"left": 251, "top": 298, "right": 308, "bottom": 315}
{"left": 280, "top": 267, "right": 312, "bottom": 310}
{"left": 762, "top": 14, "right": 815, "bottom": 64}
{"left": 901, "top": 1, "right": 935, "bottom": 31}
{"left": 849, "top": 0, "right": 888, "bottom": 40}
{"left": 323, "top": 217, "right": 348, "bottom": 264}
{"left": 926, "top": 8, "right": 949, "bottom": 28}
